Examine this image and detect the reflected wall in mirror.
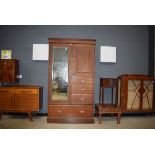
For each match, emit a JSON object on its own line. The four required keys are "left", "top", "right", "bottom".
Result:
{"left": 52, "top": 47, "right": 68, "bottom": 100}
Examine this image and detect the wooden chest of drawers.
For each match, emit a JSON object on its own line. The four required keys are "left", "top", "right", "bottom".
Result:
{"left": 0, "top": 85, "right": 43, "bottom": 121}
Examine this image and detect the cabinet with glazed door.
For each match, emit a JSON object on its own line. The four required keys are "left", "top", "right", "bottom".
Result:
{"left": 119, "top": 74, "right": 155, "bottom": 113}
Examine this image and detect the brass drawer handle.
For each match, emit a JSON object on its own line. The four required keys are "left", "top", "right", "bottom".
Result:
{"left": 80, "top": 110, "right": 85, "bottom": 114}
{"left": 80, "top": 98, "right": 85, "bottom": 101}
{"left": 57, "top": 110, "right": 62, "bottom": 113}
{"left": 0, "top": 90, "right": 9, "bottom": 92}
{"left": 20, "top": 91, "right": 32, "bottom": 93}
{"left": 81, "top": 80, "right": 85, "bottom": 83}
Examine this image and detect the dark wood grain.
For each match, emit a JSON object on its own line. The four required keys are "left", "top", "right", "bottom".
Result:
{"left": 0, "top": 59, "right": 19, "bottom": 83}
{"left": 48, "top": 38, "right": 96, "bottom": 123}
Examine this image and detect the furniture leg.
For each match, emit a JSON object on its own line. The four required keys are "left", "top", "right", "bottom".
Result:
{"left": 0, "top": 112, "right": 3, "bottom": 120}
{"left": 28, "top": 112, "right": 33, "bottom": 121}
{"left": 95, "top": 105, "right": 99, "bottom": 118}
{"left": 111, "top": 113, "right": 114, "bottom": 117}
{"left": 94, "top": 106, "right": 98, "bottom": 118}
{"left": 99, "top": 113, "right": 102, "bottom": 124}
{"left": 94, "top": 111, "right": 97, "bottom": 117}
{"left": 117, "top": 113, "right": 121, "bottom": 124}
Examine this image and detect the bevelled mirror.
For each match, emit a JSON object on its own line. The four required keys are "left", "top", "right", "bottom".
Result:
{"left": 52, "top": 46, "right": 68, "bottom": 100}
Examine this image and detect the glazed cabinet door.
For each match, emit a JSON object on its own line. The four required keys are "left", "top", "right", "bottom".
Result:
{"left": 120, "top": 75, "right": 155, "bottom": 112}
{"left": 126, "top": 79, "right": 154, "bottom": 112}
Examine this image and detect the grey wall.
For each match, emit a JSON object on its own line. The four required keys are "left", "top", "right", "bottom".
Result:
{"left": 0, "top": 25, "right": 149, "bottom": 113}
{"left": 148, "top": 25, "right": 154, "bottom": 76}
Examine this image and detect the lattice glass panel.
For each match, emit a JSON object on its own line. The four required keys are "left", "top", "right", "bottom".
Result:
{"left": 127, "top": 80, "right": 140, "bottom": 110}
{"left": 142, "top": 81, "right": 153, "bottom": 110}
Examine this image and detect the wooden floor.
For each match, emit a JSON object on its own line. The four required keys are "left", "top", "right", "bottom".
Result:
{"left": 0, "top": 114, "right": 155, "bottom": 129}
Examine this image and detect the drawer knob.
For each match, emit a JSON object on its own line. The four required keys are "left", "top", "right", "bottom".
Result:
{"left": 81, "top": 80, "right": 85, "bottom": 83}
{"left": 80, "top": 110, "right": 85, "bottom": 114}
{"left": 57, "top": 110, "right": 62, "bottom": 113}
{"left": 80, "top": 98, "right": 85, "bottom": 101}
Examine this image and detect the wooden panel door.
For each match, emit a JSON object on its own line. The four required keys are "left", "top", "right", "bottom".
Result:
{"left": 14, "top": 88, "right": 39, "bottom": 111}
{"left": 0, "top": 59, "right": 19, "bottom": 82}
{"left": 0, "top": 61, "right": 12, "bottom": 82}
{"left": 0, "top": 88, "right": 14, "bottom": 110}
{"left": 70, "top": 44, "right": 95, "bottom": 77}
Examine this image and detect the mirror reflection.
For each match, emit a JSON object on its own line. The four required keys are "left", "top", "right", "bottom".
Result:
{"left": 52, "top": 47, "right": 68, "bottom": 100}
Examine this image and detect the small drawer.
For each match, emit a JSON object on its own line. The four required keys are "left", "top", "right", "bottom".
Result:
{"left": 0, "top": 88, "right": 14, "bottom": 93}
{"left": 71, "top": 94, "right": 93, "bottom": 104}
{"left": 72, "top": 85, "right": 93, "bottom": 94}
{"left": 15, "top": 89, "right": 38, "bottom": 94}
{"left": 48, "top": 105, "right": 93, "bottom": 117}
{"left": 0, "top": 61, "right": 12, "bottom": 66}
{"left": 71, "top": 76, "right": 93, "bottom": 85}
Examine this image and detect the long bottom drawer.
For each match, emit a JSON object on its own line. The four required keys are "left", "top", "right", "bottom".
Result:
{"left": 48, "top": 105, "right": 93, "bottom": 117}
{"left": 47, "top": 117, "right": 94, "bottom": 123}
